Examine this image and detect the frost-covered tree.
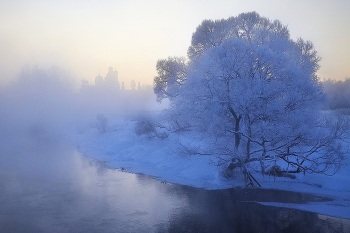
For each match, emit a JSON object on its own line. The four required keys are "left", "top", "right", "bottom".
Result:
{"left": 153, "top": 56, "right": 187, "bottom": 102}
{"left": 154, "top": 12, "right": 347, "bottom": 181}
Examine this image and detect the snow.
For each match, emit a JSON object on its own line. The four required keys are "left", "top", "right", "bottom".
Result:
{"left": 68, "top": 116, "right": 350, "bottom": 220}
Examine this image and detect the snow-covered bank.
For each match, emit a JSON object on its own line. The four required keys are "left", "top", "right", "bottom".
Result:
{"left": 68, "top": 117, "right": 350, "bottom": 220}
{"left": 70, "top": 117, "right": 231, "bottom": 189}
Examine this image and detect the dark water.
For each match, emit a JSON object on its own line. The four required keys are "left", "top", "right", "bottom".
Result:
{"left": 0, "top": 136, "right": 349, "bottom": 233}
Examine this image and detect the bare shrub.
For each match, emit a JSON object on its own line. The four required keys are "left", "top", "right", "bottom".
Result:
{"left": 134, "top": 117, "right": 168, "bottom": 139}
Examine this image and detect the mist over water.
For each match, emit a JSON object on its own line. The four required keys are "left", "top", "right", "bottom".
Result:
{"left": 0, "top": 65, "right": 166, "bottom": 189}
{"left": 0, "top": 65, "right": 169, "bottom": 231}
{"left": 0, "top": 65, "right": 155, "bottom": 188}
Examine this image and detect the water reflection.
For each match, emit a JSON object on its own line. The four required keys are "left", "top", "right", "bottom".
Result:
{"left": 163, "top": 189, "right": 350, "bottom": 233}
{"left": 0, "top": 138, "right": 349, "bottom": 233}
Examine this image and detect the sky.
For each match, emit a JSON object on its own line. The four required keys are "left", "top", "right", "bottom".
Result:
{"left": 0, "top": 0, "right": 349, "bottom": 88}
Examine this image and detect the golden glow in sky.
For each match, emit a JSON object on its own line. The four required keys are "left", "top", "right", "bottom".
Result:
{"left": 1, "top": 0, "right": 349, "bottom": 88}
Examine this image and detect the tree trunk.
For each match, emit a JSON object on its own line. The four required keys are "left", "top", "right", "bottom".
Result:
{"left": 228, "top": 106, "right": 242, "bottom": 150}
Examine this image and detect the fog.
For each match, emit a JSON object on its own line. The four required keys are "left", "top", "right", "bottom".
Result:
{"left": 0, "top": 65, "right": 166, "bottom": 146}
{"left": 322, "top": 78, "right": 350, "bottom": 111}
{"left": 0, "top": 65, "right": 174, "bottom": 232}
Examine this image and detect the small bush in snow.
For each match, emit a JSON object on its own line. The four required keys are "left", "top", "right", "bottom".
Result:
{"left": 134, "top": 117, "right": 168, "bottom": 139}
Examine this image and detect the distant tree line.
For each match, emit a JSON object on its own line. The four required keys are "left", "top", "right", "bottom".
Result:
{"left": 323, "top": 78, "right": 350, "bottom": 110}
